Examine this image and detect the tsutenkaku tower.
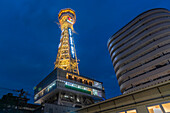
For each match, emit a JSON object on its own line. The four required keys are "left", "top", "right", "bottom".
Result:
{"left": 54, "top": 8, "right": 79, "bottom": 75}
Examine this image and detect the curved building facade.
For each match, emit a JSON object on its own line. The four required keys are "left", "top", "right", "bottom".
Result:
{"left": 107, "top": 8, "right": 170, "bottom": 94}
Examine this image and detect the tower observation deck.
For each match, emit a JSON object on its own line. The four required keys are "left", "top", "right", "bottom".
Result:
{"left": 55, "top": 8, "right": 79, "bottom": 75}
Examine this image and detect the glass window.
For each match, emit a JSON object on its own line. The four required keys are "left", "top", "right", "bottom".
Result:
{"left": 97, "top": 90, "right": 102, "bottom": 97}
{"left": 93, "top": 81, "right": 102, "bottom": 89}
{"left": 92, "top": 89, "right": 98, "bottom": 96}
{"left": 162, "top": 102, "right": 170, "bottom": 112}
{"left": 79, "top": 79, "right": 82, "bottom": 83}
{"left": 84, "top": 80, "right": 88, "bottom": 85}
{"left": 126, "top": 109, "right": 137, "bottom": 113}
{"left": 81, "top": 86, "right": 84, "bottom": 89}
{"left": 74, "top": 77, "right": 77, "bottom": 81}
{"left": 147, "top": 105, "right": 163, "bottom": 113}
{"left": 67, "top": 82, "right": 72, "bottom": 86}
{"left": 68, "top": 75, "right": 72, "bottom": 80}
{"left": 89, "top": 82, "right": 92, "bottom": 86}
{"left": 73, "top": 84, "right": 78, "bottom": 88}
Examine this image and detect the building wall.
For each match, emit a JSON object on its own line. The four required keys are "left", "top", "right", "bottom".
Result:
{"left": 73, "top": 81, "right": 170, "bottom": 113}
{"left": 44, "top": 103, "right": 76, "bottom": 113}
{"left": 107, "top": 8, "right": 170, "bottom": 94}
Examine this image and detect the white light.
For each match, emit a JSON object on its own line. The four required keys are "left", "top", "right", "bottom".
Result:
{"left": 64, "top": 95, "right": 69, "bottom": 98}
{"left": 60, "top": 35, "right": 63, "bottom": 40}
{"left": 72, "top": 46, "right": 74, "bottom": 52}
{"left": 67, "top": 19, "right": 73, "bottom": 24}
{"left": 48, "top": 82, "right": 56, "bottom": 89}
{"left": 153, "top": 108, "right": 163, "bottom": 113}
{"left": 69, "top": 29, "right": 72, "bottom": 36}
{"left": 77, "top": 98, "right": 80, "bottom": 102}
{"left": 68, "top": 28, "right": 75, "bottom": 58}
{"left": 58, "top": 43, "right": 61, "bottom": 48}
{"left": 70, "top": 37, "right": 73, "bottom": 44}
{"left": 78, "top": 85, "right": 81, "bottom": 88}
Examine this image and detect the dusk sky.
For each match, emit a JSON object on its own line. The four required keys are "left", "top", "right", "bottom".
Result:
{"left": 0, "top": 0, "right": 170, "bottom": 103}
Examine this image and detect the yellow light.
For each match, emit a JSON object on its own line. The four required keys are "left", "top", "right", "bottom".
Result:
{"left": 58, "top": 9, "right": 76, "bottom": 18}
{"left": 55, "top": 8, "right": 79, "bottom": 75}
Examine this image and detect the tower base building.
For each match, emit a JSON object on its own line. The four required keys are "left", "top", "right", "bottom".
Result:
{"left": 34, "top": 68, "right": 105, "bottom": 112}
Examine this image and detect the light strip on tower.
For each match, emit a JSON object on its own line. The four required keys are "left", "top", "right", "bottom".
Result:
{"left": 68, "top": 28, "right": 75, "bottom": 59}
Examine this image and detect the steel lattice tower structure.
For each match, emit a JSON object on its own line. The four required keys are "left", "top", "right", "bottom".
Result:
{"left": 54, "top": 8, "right": 79, "bottom": 75}
{"left": 34, "top": 8, "right": 105, "bottom": 112}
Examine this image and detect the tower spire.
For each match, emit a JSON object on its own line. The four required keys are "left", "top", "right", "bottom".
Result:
{"left": 54, "top": 8, "right": 79, "bottom": 75}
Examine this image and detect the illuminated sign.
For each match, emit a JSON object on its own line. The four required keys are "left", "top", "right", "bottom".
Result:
{"left": 68, "top": 28, "right": 75, "bottom": 59}
{"left": 67, "top": 17, "right": 73, "bottom": 24}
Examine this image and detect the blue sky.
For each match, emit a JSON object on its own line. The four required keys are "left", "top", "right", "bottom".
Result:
{"left": 0, "top": 0, "right": 170, "bottom": 103}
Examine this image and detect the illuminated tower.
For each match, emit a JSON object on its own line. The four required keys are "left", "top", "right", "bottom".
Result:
{"left": 54, "top": 8, "right": 79, "bottom": 75}
{"left": 34, "top": 8, "right": 105, "bottom": 113}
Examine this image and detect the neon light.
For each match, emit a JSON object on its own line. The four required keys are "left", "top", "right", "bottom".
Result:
{"left": 67, "top": 20, "right": 73, "bottom": 24}
{"left": 58, "top": 43, "right": 61, "bottom": 48}
{"left": 68, "top": 28, "right": 75, "bottom": 59}
{"left": 69, "top": 29, "right": 72, "bottom": 36}
{"left": 70, "top": 37, "right": 73, "bottom": 45}
{"left": 65, "top": 85, "right": 91, "bottom": 95}
{"left": 67, "top": 17, "right": 73, "bottom": 24}
{"left": 60, "top": 36, "right": 63, "bottom": 40}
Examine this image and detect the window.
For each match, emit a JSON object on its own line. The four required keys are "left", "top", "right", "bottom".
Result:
{"left": 92, "top": 89, "right": 102, "bottom": 97}
{"left": 147, "top": 105, "right": 163, "bottom": 113}
{"left": 162, "top": 102, "right": 170, "bottom": 112}
{"left": 126, "top": 109, "right": 137, "bottom": 113}
{"left": 73, "top": 84, "right": 78, "bottom": 88}
{"left": 89, "top": 82, "right": 92, "bottom": 86}
{"left": 92, "top": 89, "right": 98, "bottom": 96}
{"left": 84, "top": 80, "right": 88, "bottom": 85}
{"left": 68, "top": 75, "right": 72, "bottom": 80}
{"left": 79, "top": 79, "right": 82, "bottom": 83}
{"left": 118, "top": 109, "right": 137, "bottom": 113}
{"left": 93, "top": 81, "right": 102, "bottom": 89}
{"left": 74, "top": 77, "right": 77, "bottom": 81}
